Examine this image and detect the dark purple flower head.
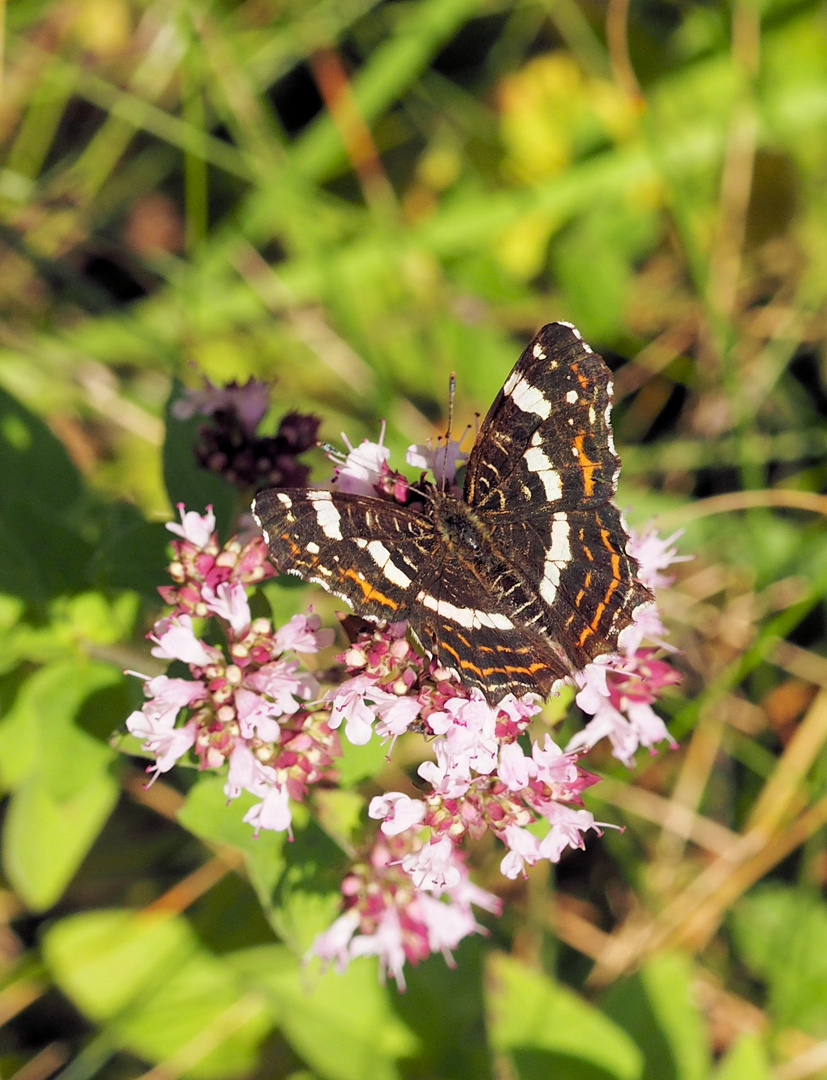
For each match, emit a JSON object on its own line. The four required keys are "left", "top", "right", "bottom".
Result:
{"left": 174, "top": 376, "right": 320, "bottom": 491}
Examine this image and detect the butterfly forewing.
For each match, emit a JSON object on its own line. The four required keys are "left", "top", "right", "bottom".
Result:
{"left": 465, "top": 322, "right": 619, "bottom": 514}
{"left": 252, "top": 488, "right": 439, "bottom": 624}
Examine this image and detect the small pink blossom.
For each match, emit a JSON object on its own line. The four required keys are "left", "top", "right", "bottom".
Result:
{"left": 243, "top": 781, "right": 293, "bottom": 837}
{"left": 406, "top": 436, "right": 468, "bottom": 488}
{"left": 499, "top": 741, "right": 537, "bottom": 791}
{"left": 126, "top": 710, "right": 197, "bottom": 777}
{"left": 172, "top": 378, "right": 270, "bottom": 435}
{"left": 334, "top": 426, "right": 391, "bottom": 495}
{"left": 328, "top": 676, "right": 381, "bottom": 745}
{"left": 149, "top": 615, "right": 219, "bottom": 667}
{"left": 308, "top": 910, "right": 362, "bottom": 972}
{"left": 369, "top": 792, "right": 427, "bottom": 836}
{"left": 202, "top": 580, "right": 251, "bottom": 635}
{"left": 500, "top": 825, "right": 542, "bottom": 879}
{"left": 347, "top": 907, "right": 409, "bottom": 989}
{"left": 274, "top": 612, "right": 335, "bottom": 654}
{"left": 401, "top": 836, "right": 461, "bottom": 891}
{"left": 166, "top": 504, "right": 216, "bottom": 547}
{"left": 245, "top": 659, "right": 318, "bottom": 717}
{"left": 629, "top": 527, "right": 690, "bottom": 590}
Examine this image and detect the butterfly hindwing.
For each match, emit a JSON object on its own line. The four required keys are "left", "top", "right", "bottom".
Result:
{"left": 409, "top": 555, "right": 569, "bottom": 700}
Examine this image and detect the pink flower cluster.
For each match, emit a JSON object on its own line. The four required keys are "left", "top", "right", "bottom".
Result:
{"left": 125, "top": 428, "right": 684, "bottom": 987}
{"left": 126, "top": 505, "right": 338, "bottom": 837}
{"left": 309, "top": 833, "right": 501, "bottom": 990}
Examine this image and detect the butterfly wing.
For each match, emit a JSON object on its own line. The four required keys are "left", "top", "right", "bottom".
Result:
{"left": 252, "top": 488, "right": 438, "bottom": 624}
{"left": 465, "top": 322, "right": 620, "bottom": 514}
{"left": 463, "top": 322, "right": 653, "bottom": 670}
{"left": 407, "top": 552, "right": 569, "bottom": 701}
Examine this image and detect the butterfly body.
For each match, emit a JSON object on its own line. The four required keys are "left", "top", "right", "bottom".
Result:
{"left": 252, "top": 323, "right": 653, "bottom": 703}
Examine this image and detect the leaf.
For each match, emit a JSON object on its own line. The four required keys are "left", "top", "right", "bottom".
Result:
{"left": 601, "top": 953, "right": 710, "bottom": 1080}
{"left": 4, "top": 768, "right": 118, "bottom": 910}
{"left": 43, "top": 909, "right": 272, "bottom": 1079}
{"left": 336, "top": 734, "right": 389, "bottom": 787}
{"left": 90, "top": 503, "right": 171, "bottom": 598}
{"left": 0, "top": 660, "right": 119, "bottom": 796}
{"left": 233, "top": 944, "right": 419, "bottom": 1080}
{"left": 731, "top": 884, "right": 827, "bottom": 1035}
{"left": 0, "top": 386, "right": 92, "bottom": 600}
{"left": 713, "top": 1035, "right": 772, "bottom": 1080}
{"left": 486, "top": 952, "right": 642, "bottom": 1080}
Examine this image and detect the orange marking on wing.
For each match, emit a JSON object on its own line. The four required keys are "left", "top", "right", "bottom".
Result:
{"left": 342, "top": 568, "right": 398, "bottom": 610}
{"left": 459, "top": 658, "right": 484, "bottom": 677}
{"left": 280, "top": 533, "right": 301, "bottom": 557}
{"left": 574, "top": 434, "right": 598, "bottom": 496}
{"left": 441, "top": 641, "right": 462, "bottom": 664}
{"left": 577, "top": 624, "right": 595, "bottom": 647}
{"left": 588, "top": 570, "right": 623, "bottom": 632}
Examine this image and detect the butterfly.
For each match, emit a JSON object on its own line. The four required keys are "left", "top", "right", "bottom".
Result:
{"left": 252, "top": 322, "right": 653, "bottom": 704}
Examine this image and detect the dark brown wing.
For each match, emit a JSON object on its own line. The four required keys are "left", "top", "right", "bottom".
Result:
{"left": 252, "top": 487, "right": 438, "bottom": 624}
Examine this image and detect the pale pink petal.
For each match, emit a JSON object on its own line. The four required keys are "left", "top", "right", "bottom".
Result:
{"left": 369, "top": 793, "right": 426, "bottom": 836}
{"left": 166, "top": 504, "right": 216, "bottom": 547}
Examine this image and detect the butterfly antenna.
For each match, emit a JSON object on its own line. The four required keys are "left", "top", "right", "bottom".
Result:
{"left": 440, "top": 372, "right": 456, "bottom": 492}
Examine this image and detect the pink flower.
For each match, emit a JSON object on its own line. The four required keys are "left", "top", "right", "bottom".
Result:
{"left": 149, "top": 615, "right": 219, "bottom": 667}
{"left": 274, "top": 612, "right": 335, "bottom": 654}
{"left": 498, "top": 741, "right": 537, "bottom": 791}
{"left": 328, "top": 676, "right": 381, "bottom": 745}
{"left": 308, "top": 910, "right": 361, "bottom": 972}
{"left": 500, "top": 825, "right": 542, "bottom": 879}
{"left": 126, "top": 710, "right": 197, "bottom": 777}
{"left": 202, "top": 580, "right": 251, "bottom": 635}
{"left": 334, "top": 426, "right": 391, "bottom": 496}
{"left": 629, "top": 527, "right": 690, "bottom": 590}
{"left": 539, "top": 804, "right": 602, "bottom": 861}
{"left": 243, "top": 782, "right": 293, "bottom": 837}
{"left": 166, "top": 504, "right": 216, "bottom": 548}
{"left": 244, "top": 659, "right": 318, "bottom": 717}
{"left": 401, "top": 836, "right": 461, "bottom": 891}
{"left": 406, "top": 436, "right": 468, "bottom": 488}
{"left": 569, "top": 651, "right": 679, "bottom": 764}
{"left": 369, "top": 793, "right": 426, "bottom": 836}
{"left": 347, "top": 907, "right": 409, "bottom": 989}
{"left": 172, "top": 377, "right": 270, "bottom": 436}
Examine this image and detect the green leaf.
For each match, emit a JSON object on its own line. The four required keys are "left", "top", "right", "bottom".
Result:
{"left": 602, "top": 954, "right": 710, "bottom": 1080}
{"left": 90, "top": 503, "right": 171, "bottom": 599}
{"left": 162, "top": 380, "right": 238, "bottom": 539}
{"left": 486, "top": 952, "right": 642, "bottom": 1080}
{"left": 234, "top": 944, "right": 419, "bottom": 1080}
{"left": 0, "top": 659, "right": 122, "bottom": 908}
{"left": 182, "top": 788, "right": 344, "bottom": 955}
{"left": 4, "top": 768, "right": 118, "bottom": 910}
{"left": 0, "top": 385, "right": 92, "bottom": 600}
{"left": 0, "top": 659, "right": 119, "bottom": 796}
{"left": 731, "top": 883, "right": 827, "bottom": 1035}
{"left": 43, "top": 909, "right": 272, "bottom": 1078}
{"left": 713, "top": 1035, "right": 772, "bottom": 1080}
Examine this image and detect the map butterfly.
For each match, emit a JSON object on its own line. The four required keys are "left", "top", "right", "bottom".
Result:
{"left": 252, "top": 323, "right": 653, "bottom": 703}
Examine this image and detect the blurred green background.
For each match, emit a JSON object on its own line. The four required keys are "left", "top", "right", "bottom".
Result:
{"left": 1, "top": 0, "right": 827, "bottom": 1077}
